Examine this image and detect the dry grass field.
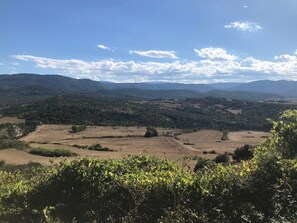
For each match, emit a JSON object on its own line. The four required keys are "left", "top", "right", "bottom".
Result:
{"left": 0, "top": 116, "right": 25, "bottom": 124}
{"left": 179, "top": 130, "right": 271, "bottom": 159}
{"left": 0, "top": 124, "right": 271, "bottom": 167}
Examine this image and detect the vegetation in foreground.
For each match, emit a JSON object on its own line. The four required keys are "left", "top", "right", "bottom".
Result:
{"left": 1, "top": 110, "right": 297, "bottom": 222}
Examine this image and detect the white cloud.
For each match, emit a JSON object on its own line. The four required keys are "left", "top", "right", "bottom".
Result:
{"left": 11, "top": 49, "right": 297, "bottom": 83}
{"left": 0, "top": 63, "right": 4, "bottom": 66}
{"left": 194, "top": 48, "right": 237, "bottom": 60}
{"left": 243, "top": 5, "right": 248, "bottom": 8}
{"left": 12, "top": 62, "right": 19, "bottom": 66}
{"left": 97, "top": 44, "right": 111, "bottom": 50}
{"left": 225, "top": 21, "right": 262, "bottom": 32}
{"left": 129, "top": 50, "right": 178, "bottom": 59}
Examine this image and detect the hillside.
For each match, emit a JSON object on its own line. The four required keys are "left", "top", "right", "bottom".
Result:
{"left": 0, "top": 74, "right": 105, "bottom": 104}
{"left": 1, "top": 74, "right": 297, "bottom": 105}
{"left": 0, "top": 73, "right": 104, "bottom": 92}
{"left": 3, "top": 94, "right": 296, "bottom": 131}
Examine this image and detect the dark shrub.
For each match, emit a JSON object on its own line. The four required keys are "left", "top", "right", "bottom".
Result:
{"left": 0, "top": 139, "right": 29, "bottom": 150}
{"left": 0, "top": 160, "right": 5, "bottom": 167}
{"left": 221, "top": 130, "right": 229, "bottom": 141}
{"left": 88, "top": 144, "right": 114, "bottom": 151}
{"left": 233, "top": 144, "right": 254, "bottom": 161}
{"left": 29, "top": 148, "right": 77, "bottom": 157}
{"left": 144, "top": 127, "right": 158, "bottom": 138}
{"left": 194, "top": 157, "right": 213, "bottom": 172}
{"left": 71, "top": 125, "right": 87, "bottom": 133}
{"left": 213, "top": 153, "right": 230, "bottom": 163}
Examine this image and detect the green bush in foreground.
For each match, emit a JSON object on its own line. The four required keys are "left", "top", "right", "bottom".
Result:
{"left": 1, "top": 110, "right": 297, "bottom": 222}
{"left": 29, "top": 147, "right": 77, "bottom": 157}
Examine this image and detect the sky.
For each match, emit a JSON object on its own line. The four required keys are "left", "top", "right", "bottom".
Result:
{"left": 1, "top": 0, "right": 297, "bottom": 83}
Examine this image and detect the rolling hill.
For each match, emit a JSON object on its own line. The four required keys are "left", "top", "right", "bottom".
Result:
{"left": 1, "top": 74, "right": 296, "bottom": 105}
{"left": 0, "top": 73, "right": 105, "bottom": 104}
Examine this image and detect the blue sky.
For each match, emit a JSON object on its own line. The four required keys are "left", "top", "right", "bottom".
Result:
{"left": 1, "top": 0, "right": 297, "bottom": 83}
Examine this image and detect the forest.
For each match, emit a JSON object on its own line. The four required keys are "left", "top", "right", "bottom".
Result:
{"left": 2, "top": 94, "right": 296, "bottom": 132}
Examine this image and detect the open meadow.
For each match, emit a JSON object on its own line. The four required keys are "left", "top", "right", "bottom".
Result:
{"left": 0, "top": 123, "right": 271, "bottom": 167}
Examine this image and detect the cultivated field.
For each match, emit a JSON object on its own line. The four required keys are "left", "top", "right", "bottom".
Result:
{"left": 0, "top": 124, "right": 271, "bottom": 167}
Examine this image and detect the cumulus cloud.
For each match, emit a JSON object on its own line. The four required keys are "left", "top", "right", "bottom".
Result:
{"left": 225, "top": 21, "right": 262, "bottom": 32}
{"left": 129, "top": 50, "right": 178, "bottom": 59}
{"left": 97, "top": 44, "right": 111, "bottom": 50}
{"left": 11, "top": 49, "right": 297, "bottom": 83}
{"left": 194, "top": 48, "right": 237, "bottom": 61}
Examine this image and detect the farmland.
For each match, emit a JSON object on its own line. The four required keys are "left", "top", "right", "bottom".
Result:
{"left": 0, "top": 124, "right": 270, "bottom": 167}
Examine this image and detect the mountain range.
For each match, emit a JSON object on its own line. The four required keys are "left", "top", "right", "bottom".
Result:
{"left": 1, "top": 73, "right": 297, "bottom": 104}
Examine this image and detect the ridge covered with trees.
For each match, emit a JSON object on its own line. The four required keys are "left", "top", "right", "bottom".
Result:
{"left": 2, "top": 94, "right": 296, "bottom": 131}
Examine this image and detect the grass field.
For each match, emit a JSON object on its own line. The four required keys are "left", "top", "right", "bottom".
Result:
{"left": 0, "top": 116, "right": 25, "bottom": 124}
{"left": 0, "top": 124, "right": 271, "bottom": 167}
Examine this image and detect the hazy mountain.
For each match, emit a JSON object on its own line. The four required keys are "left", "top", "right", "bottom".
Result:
{"left": 98, "top": 88, "right": 204, "bottom": 99}
{"left": 100, "top": 81, "right": 214, "bottom": 92}
{"left": 209, "top": 82, "right": 241, "bottom": 90}
{"left": 0, "top": 74, "right": 289, "bottom": 105}
{"left": 228, "top": 80, "right": 297, "bottom": 97}
{"left": 97, "top": 88, "right": 280, "bottom": 101}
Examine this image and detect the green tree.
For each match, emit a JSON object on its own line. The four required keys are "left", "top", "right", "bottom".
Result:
{"left": 144, "top": 127, "right": 158, "bottom": 137}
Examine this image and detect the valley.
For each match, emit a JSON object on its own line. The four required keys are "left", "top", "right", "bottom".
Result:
{"left": 0, "top": 123, "right": 270, "bottom": 168}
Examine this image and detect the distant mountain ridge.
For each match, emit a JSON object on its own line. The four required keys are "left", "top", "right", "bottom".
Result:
{"left": 227, "top": 80, "right": 297, "bottom": 97}
{"left": 101, "top": 80, "right": 297, "bottom": 97}
{"left": 100, "top": 81, "right": 213, "bottom": 92}
{"left": 1, "top": 73, "right": 297, "bottom": 105}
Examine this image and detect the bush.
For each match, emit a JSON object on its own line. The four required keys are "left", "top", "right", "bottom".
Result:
{"left": 0, "top": 139, "right": 28, "bottom": 150}
{"left": 88, "top": 144, "right": 114, "bottom": 151}
{"left": 144, "top": 127, "right": 158, "bottom": 138}
{"left": 29, "top": 147, "right": 77, "bottom": 157}
{"left": 73, "top": 144, "right": 114, "bottom": 151}
{"left": 233, "top": 144, "right": 254, "bottom": 161}
{"left": 0, "top": 160, "right": 5, "bottom": 167}
{"left": 221, "top": 130, "right": 229, "bottom": 141}
{"left": 71, "top": 125, "right": 87, "bottom": 133}
{"left": 194, "top": 157, "right": 213, "bottom": 172}
{"left": 213, "top": 153, "right": 230, "bottom": 163}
